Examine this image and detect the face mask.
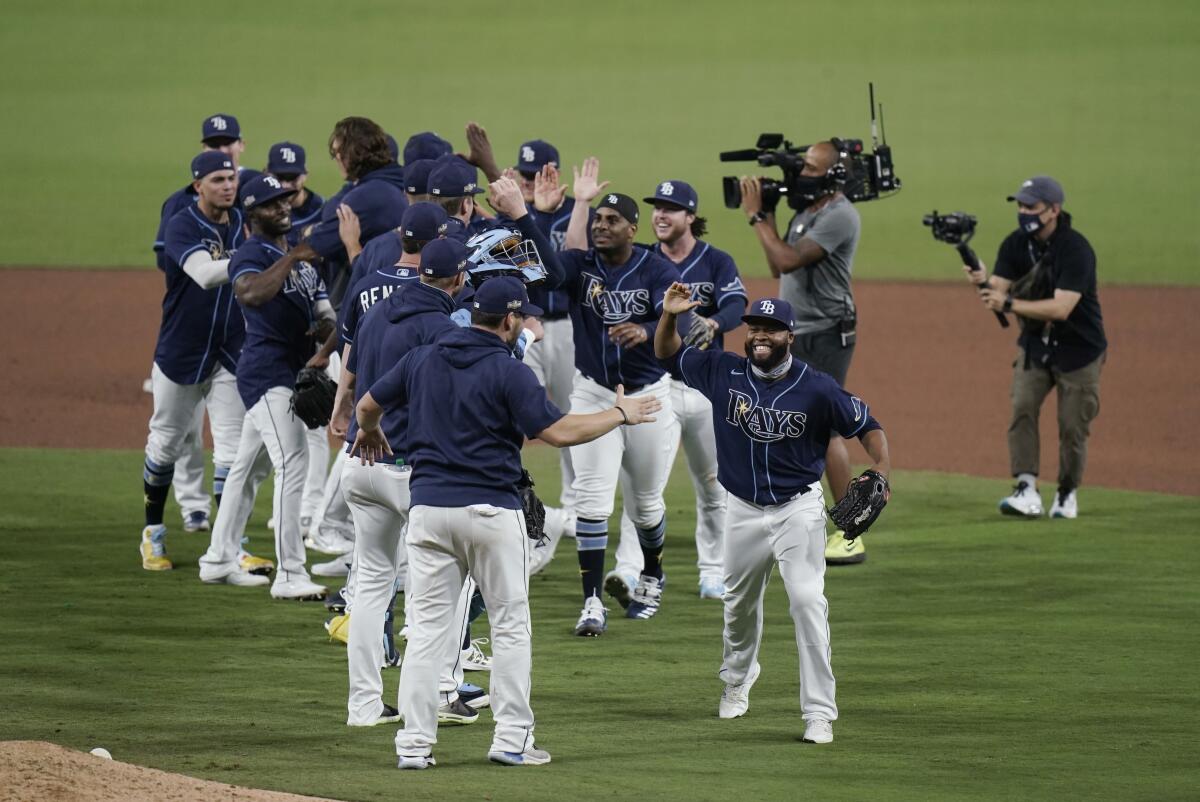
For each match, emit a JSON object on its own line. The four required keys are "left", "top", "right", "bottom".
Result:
{"left": 1018, "top": 211, "right": 1044, "bottom": 234}
{"left": 789, "top": 174, "right": 832, "bottom": 206}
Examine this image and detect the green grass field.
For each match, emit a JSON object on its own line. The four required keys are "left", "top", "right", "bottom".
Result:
{"left": 1, "top": 446, "right": 1198, "bottom": 801}
{"left": 1, "top": 0, "right": 1197, "bottom": 282}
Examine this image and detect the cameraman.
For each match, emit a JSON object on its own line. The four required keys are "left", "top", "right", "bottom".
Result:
{"left": 738, "top": 141, "right": 865, "bottom": 566}
{"left": 967, "top": 176, "right": 1106, "bottom": 519}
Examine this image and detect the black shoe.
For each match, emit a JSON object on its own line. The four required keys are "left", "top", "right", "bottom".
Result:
{"left": 324, "top": 587, "right": 348, "bottom": 613}
{"left": 377, "top": 703, "right": 402, "bottom": 724}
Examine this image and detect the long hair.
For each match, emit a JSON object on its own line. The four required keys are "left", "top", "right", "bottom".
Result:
{"left": 328, "top": 117, "right": 392, "bottom": 181}
{"left": 689, "top": 215, "right": 708, "bottom": 238}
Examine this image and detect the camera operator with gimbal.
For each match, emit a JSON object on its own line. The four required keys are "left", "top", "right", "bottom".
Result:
{"left": 966, "top": 176, "right": 1106, "bottom": 520}
{"left": 738, "top": 141, "right": 866, "bottom": 566}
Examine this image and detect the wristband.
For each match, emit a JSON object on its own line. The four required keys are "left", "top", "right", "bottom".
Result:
{"left": 1002, "top": 295, "right": 1013, "bottom": 314}
{"left": 748, "top": 211, "right": 768, "bottom": 226}
{"left": 615, "top": 406, "right": 629, "bottom": 425}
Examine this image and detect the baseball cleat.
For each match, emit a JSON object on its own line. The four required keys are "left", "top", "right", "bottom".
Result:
{"left": 488, "top": 746, "right": 551, "bottom": 766}
{"left": 324, "top": 587, "right": 349, "bottom": 613}
{"left": 603, "top": 571, "right": 637, "bottom": 609}
{"left": 801, "top": 718, "right": 834, "bottom": 744}
{"left": 305, "top": 528, "right": 354, "bottom": 556}
{"left": 312, "top": 557, "right": 351, "bottom": 577}
{"left": 825, "top": 531, "right": 866, "bottom": 565}
{"left": 324, "top": 613, "right": 350, "bottom": 644}
{"left": 397, "top": 754, "right": 436, "bottom": 770}
{"left": 270, "top": 576, "right": 328, "bottom": 601}
{"left": 140, "top": 525, "right": 172, "bottom": 571}
{"left": 461, "top": 638, "right": 491, "bottom": 671}
{"left": 699, "top": 578, "right": 726, "bottom": 600}
{"left": 437, "top": 698, "right": 479, "bottom": 725}
{"left": 458, "top": 683, "right": 491, "bottom": 709}
{"left": 238, "top": 549, "right": 274, "bottom": 576}
{"left": 199, "top": 565, "right": 270, "bottom": 587}
{"left": 1050, "top": 488, "right": 1078, "bottom": 519}
{"left": 574, "top": 596, "right": 607, "bottom": 637}
{"left": 348, "top": 703, "right": 402, "bottom": 727}
{"left": 719, "top": 662, "right": 761, "bottom": 719}
{"left": 999, "top": 481, "right": 1043, "bottom": 517}
{"left": 626, "top": 573, "right": 665, "bottom": 620}
{"left": 182, "top": 511, "right": 210, "bottom": 532}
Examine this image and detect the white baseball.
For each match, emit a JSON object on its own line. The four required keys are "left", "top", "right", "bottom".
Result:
{"left": 89, "top": 747, "right": 112, "bottom": 760}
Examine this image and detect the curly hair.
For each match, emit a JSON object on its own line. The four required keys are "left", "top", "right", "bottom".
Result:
{"left": 328, "top": 117, "right": 393, "bottom": 181}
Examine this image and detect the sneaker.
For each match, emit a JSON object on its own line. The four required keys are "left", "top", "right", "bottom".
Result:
{"left": 1050, "top": 488, "right": 1078, "bottom": 519}
{"left": 140, "top": 525, "right": 172, "bottom": 571}
{"left": 458, "top": 683, "right": 491, "bottom": 709}
{"left": 183, "top": 511, "right": 210, "bottom": 532}
{"left": 238, "top": 549, "right": 274, "bottom": 576}
{"left": 603, "top": 571, "right": 637, "bottom": 610}
{"left": 488, "top": 746, "right": 551, "bottom": 766}
{"left": 719, "top": 662, "right": 761, "bottom": 719}
{"left": 626, "top": 574, "right": 665, "bottom": 620}
{"left": 312, "top": 557, "right": 351, "bottom": 577}
{"left": 574, "top": 596, "right": 607, "bottom": 637}
{"left": 305, "top": 529, "right": 354, "bottom": 556}
{"left": 324, "top": 613, "right": 349, "bottom": 644}
{"left": 825, "top": 531, "right": 867, "bottom": 565}
{"left": 349, "top": 703, "right": 401, "bottom": 727}
{"left": 462, "top": 638, "right": 491, "bottom": 671}
{"left": 270, "top": 576, "right": 327, "bottom": 601}
{"left": 437, "top": 698, "right": 479, "bottom": 725}
{"left": 324, "top": 587, "right": 349, "bottom": 613}
{"left": 802, "top": 718, "right": 834, "bottom": 744}
{"left": 999, "top": 481, "right": 1044, "bottom": 517}
{"left": 699, "top": 578, "right": 726, "bottom": 600}
{"left": 200, "top": 563, "right": 269, "bottom": 587}
{"left": 528, "top": 539, "right": 556, "bottom": 576}
{"left": 397, "top": 754, "right": 436, "bottom": 770}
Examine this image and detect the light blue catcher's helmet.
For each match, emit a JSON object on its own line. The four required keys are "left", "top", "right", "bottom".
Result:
{"left": 464, "top": 227, "right": 546, "bottom": 288}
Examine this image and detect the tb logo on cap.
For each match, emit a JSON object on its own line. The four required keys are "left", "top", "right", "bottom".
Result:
{"left": 521, "top": 146, "right": 535, "bottom": 163}
{"left": 280, "top": 147, "right": 297, "bottom": 164}
{"left": 659, "top": 182, "right": 674, "bottom": 196}
{"left": 758, "top": 300, "right": 775, "bottom": 314}
{"left": 607, "top": 194, "right": 618, "bottom": 204}
{"left": 265, "top": 176, "right": 282, "bottom": 189}
{"left": 209, "top": 116, "right": 228, "bottom": 131}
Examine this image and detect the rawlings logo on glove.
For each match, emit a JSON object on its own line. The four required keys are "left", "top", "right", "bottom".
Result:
{"left": 828, "top": 469, "right": 890, "bottom": 540}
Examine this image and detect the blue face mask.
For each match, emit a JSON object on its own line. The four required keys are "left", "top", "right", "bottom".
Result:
{"left": 1018, "top": 211, "right": 1045, "bottom": 234}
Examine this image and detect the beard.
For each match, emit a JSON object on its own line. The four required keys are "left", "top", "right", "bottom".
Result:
{"left": 254, "top": 211, "right": 293, "bottom": 238}
{"left": 744, "top": 339, "right": 789, "bottom": 370}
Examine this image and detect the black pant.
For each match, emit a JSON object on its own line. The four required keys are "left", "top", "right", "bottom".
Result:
{"left": 789, "top": 325, "right": 855, "bottom": 386}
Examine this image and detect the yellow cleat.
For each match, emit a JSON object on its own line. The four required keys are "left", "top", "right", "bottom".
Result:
{"left": 825, "top": 531, "right": 866, "bottom": 566}
{"left": 238, "top": 550, "right": 274, "bottom": 576}
{"left": 140, "top": 526, "right": 173, "bottom": 571}
{"left": 325, "top": 613, "right": 350, "bottom": 644}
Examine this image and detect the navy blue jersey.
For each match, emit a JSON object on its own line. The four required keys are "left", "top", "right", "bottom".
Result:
{"left": 670, "top": 347, "right": 881, "bottom": 505}
{"left": 345, "top": 280, "right": 458, "bottom": 451}
{"left": 526, "top": 198, "right": 592, "bottom": 318}
{"left": 307, "top": 165, "right": 408, "bottom": 260}
{"left": 346, "top": 230, "right": 404, "bottom": 298}
{"left": 154, "top": 205, "right": 246, "bottom": 384}
{"left": 340, "top": 262, "right": 420, "bottom": 346}
{"left": 654, "top": 240, "right": 747, "bottom": 350}
{"left": 557, "top": 247, "right": 682, "bottom": 390}
{"left": 369, "top": 327, "right": 564, "bottom": 509}
{"left": 153, "top": 184, "right": 197, "bottom": 270}
{"left": 229, "top": 237, "right": 329, "bottom": 409}
{"left": 285, "top": 189, "right": 326, "bottom": 247}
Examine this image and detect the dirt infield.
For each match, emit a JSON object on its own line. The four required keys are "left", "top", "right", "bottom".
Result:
{"left": 0, "top": 741, "right": 335, "bottom": 802}
{"left": 3, "top": 268, "right": 1196, "bottom": 495}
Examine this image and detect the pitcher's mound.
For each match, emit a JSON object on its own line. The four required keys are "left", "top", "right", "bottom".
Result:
{"left": 0, "top": 741, "right": 339, "bottom": 802}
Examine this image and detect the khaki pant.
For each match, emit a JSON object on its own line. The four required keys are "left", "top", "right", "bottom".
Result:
{"left": 1008, "top": 350, "right": 1104, "bottom": 491}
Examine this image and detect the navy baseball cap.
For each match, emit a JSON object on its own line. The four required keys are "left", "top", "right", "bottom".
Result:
{"left": 191, "top": 151, "right": 235, "bottom": 180}
{"left": 241, "top": 174, "right": 297, "bottom": 210}
{"left": 266, "top": 141, "right": 306, "bottom": 176}
{"left": 472, "top": 275, "right": 543, "bottom": 317}
{"left": 428, "top": 162, "right": 484, "bottom": 197}
{"left": 404, "top": 159, "right": 437, "bottom": 194}
{"left": 201, "top": 114, "right": 240, "bottom": 143}
{"left": 1007, "top": 175, "right": 1065, "bottom": 206}
{"left": 514, "top": 140, "right": 559, "bottom": 173}
{"left": 442, "top": 217, "right": 469, "bottom": 243}
{"left": 404, "top": 131, "right": 453, "bottom": 165}
{"left": 644, "top": 179, "right": 698, "bottom": 212}
{"left": 419, "top": 237, "right": 471, "bottom": 277}
{"left": 385, "top": 134, "right": 400, "bottom": 162}
{"left": 596, "top": 192, "right": 640, "bottom": 224}
{"left": 742, "top": 297, "right": 795, "bottom": 330}
{"left": 401, "top": 202, "right": 449, "bottom": 240}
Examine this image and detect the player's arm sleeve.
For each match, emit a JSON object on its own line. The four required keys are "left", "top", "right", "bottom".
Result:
{"left": 667, "top": 346, "right": 734, "bottom": 396}
{"left": 182, "top": 250, "right": 232, "bottom": 289}
{"left": 803, "top": 203, "right": 857, "bottom": 255}
{"left": 315, "top": 297, "right": 335, "bottom": 321}
{"left": 368, "top": 353, "right": 413, "bottom": 410}
{"left": 641, "top": 259, "right": 687, "bottom": 341}
{"left": 227, "top": 253, "right": 264, "bottom": 286}
{"left": 506, "top": 363, "right": 566, "bottom": 437}
{"left": 515, "top": 213, "right": 564, "bottom": 290}
{"left": 828, "top": 383, "right": 882, "bottom": 440}
{"left": 709, "top": 255, "right": 749, "bottom": 332}
{"left": 557, "top": 250, "right": 584, "bottom": 299}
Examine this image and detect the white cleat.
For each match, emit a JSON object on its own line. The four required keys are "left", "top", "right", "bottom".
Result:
{"left": 304, "top": 528, "right": 354, "bottom": 556}
{"left": 1049, "top": 488, "right": 1078, "bottom": 519}
{"left": 801, "top": 718, "right": 834, "bottom": 744}
{"left": 312, "top": 557, "right": 351, "bottom": 577}
{"left": 270, "top": 576, "right": 328, "bottom": 601}
{"left": 199, "top": 562, "right": 269, "bottom": 587}
{"left": 719, "top": 662, "right": 761, "bottom": 719}
{"left": 999, "top": 481, "right": 1043, "bottom": 517}
{"left": 462, "top": 638, "right": 492, "bottom": 671}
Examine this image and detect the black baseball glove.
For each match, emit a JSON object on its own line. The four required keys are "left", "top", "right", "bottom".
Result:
{"left": 516, "top": 470, "right": 547, "bottom": 544}
{"left": 828, "top": 469, "right": 890, "bottom": 540}
{"left": 291, "top": 367, "right": 337, "bottom": 429}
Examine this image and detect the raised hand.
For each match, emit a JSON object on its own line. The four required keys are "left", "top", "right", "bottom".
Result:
{"left": 572, "top": 157, "right": 610, "bottom": 203}
{"left": 487, "top": 176, "right": 527, "bottom": 219}
{"left": 534, "top": 163, "right": 567, "bottom": 212}
{"left": 663, "top": 281, "right": 701, "bottom": 316}
{"left": 465, "top": 121, "right": 501, "bottom": 181}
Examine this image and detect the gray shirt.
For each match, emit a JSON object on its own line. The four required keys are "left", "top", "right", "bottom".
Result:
{"left": 779, "top": 195, "right": 861, "bottom": 334}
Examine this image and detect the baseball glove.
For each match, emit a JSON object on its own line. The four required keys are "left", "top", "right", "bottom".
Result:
{"left": 291, "top": 366, "right": 336, "bottom": 429}
{"left": 828, "top": 469, "right": 890, "bottom": 540}
{"left": 683, "top": 314, "right": 716, "bottom": 350}
{"left": 516, "top": 470, "right": 547, "bottom": 544}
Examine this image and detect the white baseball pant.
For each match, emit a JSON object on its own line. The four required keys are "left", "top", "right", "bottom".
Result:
{"left": 301, "top": 351, "right": 340, "bottom": 523}
{"left": 396, "top": 504, "right": 534, "bottom": 758}
{"left": 618, "top": 379, "right": 726, "bottom": 583}
{"left": 200, "top": 387, "right": 311, "bottom": 581}
{"left": 720, "top": 486, "right": 837, "bottom": 722}
{"left": 172, "top": 404, "right": 211, "bottom": 520}
{"left": 524, "top": 317, "right": 576, "bottom": 511}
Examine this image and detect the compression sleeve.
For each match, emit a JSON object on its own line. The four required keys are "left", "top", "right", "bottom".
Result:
{"left": 182, "top": 251, "right": 232, "bottom": 289}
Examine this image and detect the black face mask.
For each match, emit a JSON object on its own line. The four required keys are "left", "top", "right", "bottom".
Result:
{"left": 789, "top": 173, "right": 834, "bottom": 206}
{"left": 1018, "top": 211, "right": 1045, "bottom": 235}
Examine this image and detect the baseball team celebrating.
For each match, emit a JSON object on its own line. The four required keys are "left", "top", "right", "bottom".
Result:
{"left": 141, "top": 113, "right": 894, "bottom": 768}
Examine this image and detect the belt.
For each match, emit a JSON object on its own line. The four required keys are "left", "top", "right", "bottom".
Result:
{"left": 581, "top": 373, "right": 644, "bottom": 395}
{"left": 541, "top": 312, "right": 569, "bottom": 322}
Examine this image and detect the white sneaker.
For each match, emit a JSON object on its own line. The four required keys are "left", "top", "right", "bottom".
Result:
{"left": 304, "top": 528, "right": 354, "bottom": 556}
{"left": 802, "top": 718, "right": 833, "bottom": 744}
{"left": 573, "top": 596, "right": 607, "bottom": 637}
{"left": 462, "top": 638, "right": 491, "bottom": 671}
{"left": 199, "top": 562, "right": 269, "bottom": 587}
{"left": 699, "top": 578, "right": 726, "bottom": 600}
{"left": 312, "top": 557, "right": 351, "bottom": 577}
{"left": 1049, "top": 488, "right": 1078, "bottom": 519}
{"left": 397, "top": 753, "right": 436, "bottom": 770}
{"left": 719, "top": 662, "right": 761, "bottom": 719}
{"left": 489, "top": 746, "right": 551, "bottom": 766}
{"left": 270, "top": 576, "right": 328, "bottom": 600}
{"left": 999, "top": 480, "right": 1043, "bottom": 517}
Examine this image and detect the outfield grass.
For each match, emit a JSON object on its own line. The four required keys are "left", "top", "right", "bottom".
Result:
{"left": 0, "top": 446, "right": 1198, "bottom": 801}
{"left": 1, "top": 1, "right": 1197, "bottom": 283}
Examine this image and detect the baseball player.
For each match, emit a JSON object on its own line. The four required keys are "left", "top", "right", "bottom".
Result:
{"left": 198, "top": 175, "right": 338, "bottom": 600}
{"left": 556, "top": 159, "right": 683, "bottom": 634}
{"left": 141, "top": 151, "right": 263, "bottom": 573}
{"left": 264, "top": 141, "right": 324, "bottom": 246}
{"left": 654, "top": 285, "right": 891, "bottom": 744}
{"left": 352, "top": 275, "right": 661, "bottom": 768}
{"left": 615, "top": 180, "right": 748, "bottom": 599}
